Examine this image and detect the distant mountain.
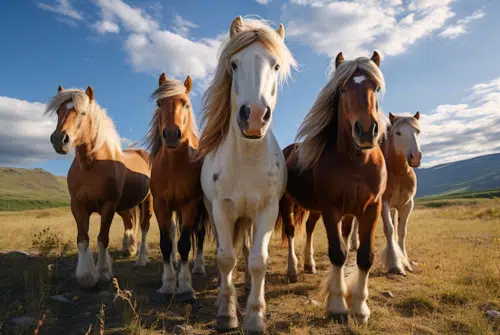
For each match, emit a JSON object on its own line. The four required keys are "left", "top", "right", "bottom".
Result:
{"left": 416, "top": 153, "right": 500, "bottom": 197}
{"left": 0, "top": 167, "right": 68, "bottom": 211}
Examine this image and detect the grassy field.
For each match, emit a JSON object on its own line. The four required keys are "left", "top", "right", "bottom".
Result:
{"left": 0, "top": 198, "right": 499, "bottom": 334}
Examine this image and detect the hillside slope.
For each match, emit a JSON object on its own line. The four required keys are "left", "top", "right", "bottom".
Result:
{"left": 416, "top": 153, "right": 500, "bottom": 197}
{"left": 0, "top": 167, "right": 68, "bottom": 211}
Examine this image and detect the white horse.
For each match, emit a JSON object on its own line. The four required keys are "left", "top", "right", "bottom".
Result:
{"left": 350, "top": 112, "right": 422, "bottom": 275}
{"left": 197, "top": 16, "right": 296, "bottom": 334}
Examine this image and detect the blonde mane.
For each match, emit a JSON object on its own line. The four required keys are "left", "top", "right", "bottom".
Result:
{"left": 45, "top": 89, "right": 122, "bottom": 158}
{"left": 389, "top": 116, "right": 420, "bottom": 133}
{"left": 296, "top": 56, "right": 386, "bottom": 171}
{"left": 146, "top": 77, "right": 199, "bottom": 158}
{"left": 197, "top": 17, "right": 297, "bottom": 159}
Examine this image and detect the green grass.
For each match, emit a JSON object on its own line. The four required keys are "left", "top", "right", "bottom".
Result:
{"left": 0, "top": 199, "right": 69, "bottom": 211}
{"left": 416, "top": 188, "right": 500, "bottom": 208}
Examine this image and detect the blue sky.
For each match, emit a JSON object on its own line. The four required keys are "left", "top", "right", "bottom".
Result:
{"left": 1, "top": 0, "right": 499, "bottom": 176}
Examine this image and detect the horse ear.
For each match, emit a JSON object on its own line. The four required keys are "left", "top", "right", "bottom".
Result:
{"left": 335, "top": 52, "right": 344, "bottom": 68}
{"left": 230, "top": 16, "right": 244, "bottom": 37}
{"left": 184, "top": 75, "right": 192, "bottom": 94}
{"left": 85, "top": 86, "right": 94, "bottom": 101}
{"left": 389, "top": 112, "right": 396, "bottom": 123}
{"left": 276, "top": 24, "right": 285, "bottom": 40}
{"left": 371, "top": 51, "right": 381, "bottom": 67}
{"left": 414, "top": 111, "right": 420, "bottom": 120}
{"left": 159, "top": 73, "right": 167, "bottom": 87}
{"left": 58, "top": 85, "right": 64, "bottom": 92}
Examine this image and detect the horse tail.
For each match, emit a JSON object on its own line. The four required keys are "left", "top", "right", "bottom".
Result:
{"left": 275, "top": 202, "right": 309, "bottom": 246}
{"left": 191, "top": 198, "right": 212, "bottom": 257}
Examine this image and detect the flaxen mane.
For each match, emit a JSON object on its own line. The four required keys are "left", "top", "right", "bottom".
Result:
{"left": 296, "top": 57, "right": 386, "bottom": 171}
{"left": 145, "top": 77, "right": 198, "bottom": 158}
{"left": 389, "top": 116, "right": 420, "bottom": 133}
{"left": 197, "top": 18, "right": 297, "bottom": 159}
{"left": 44, "top": 89, "right": 121, "bottom": 158}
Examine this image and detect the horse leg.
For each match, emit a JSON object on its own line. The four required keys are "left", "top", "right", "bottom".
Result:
{"left": 350, "top": 218, "right": 360, "bottom": 251}
{"left": 322, "top": 208, "right": 348, "bottom": 322}
{"left": 304, "top": 212, "right": 320, "bottom": 274}
{"left": 244, "top": 202, "right": 278, "bottom": 334}
{"left": 169, "top": 215, "right": 178, "bottom": 269}
{"left": 243, "top": 234, "right": 252, "bottom": 291}
{"left": 155, "top": 198, "right": 177, "bottom": 294}
{"left": 212, "top": 200, "right": 238, "bottom": 332}
{"left": 96, "top": 203, "right": 115, "bottom": 282}
{"left": 341, "top": 216, "right": 354, "bottom": 253}
{"left": 192, "top": 217, "right": 207, "bottom": 276}
{"left": 72, "top": 201, "right": 98, "bottom": 288}
{"left": 346, "top": 202, "right": 381, "bottom": 324}
{"left": 176, "top": 202, "right": 197, "bottom": 302}
{"left": 398, "top": 200, "right": 414, "bottom": 272}
{"left": 280, "top": 196, "right": 299, "bottom": 283}
{"left": 136, "top": 194, "right": 153, "bottom": 266}
{"left": 381, "top": 200, "right": 409, "bottom": 276}
{"left": 119, "top": 209, "right": 137, "bottom": 257}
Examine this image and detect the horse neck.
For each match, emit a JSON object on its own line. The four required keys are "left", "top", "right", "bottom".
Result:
{"left": 336, "top": 107, "right": 356, "bottom": 154}
{"left": 385, "top": 136, "right": 411, "bottom": 175}
{"left": 158, "top": 140, "right": 193, "bottom": 168}
{"left": 225, "top": 112, "right": 272, "bottom": 160}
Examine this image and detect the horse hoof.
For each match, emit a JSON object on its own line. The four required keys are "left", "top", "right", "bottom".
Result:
{"left": 351, "top": 313, "right": 369, "bottom": 324}
{"left": 215, "top": 315, "right": 239, "bottom": 332}
{"left": 76, "top": 274, "right": 99, "bottom": 289}
{"left": 134, "top": 258, "right": 150, "bottom": 267}
{"left": 304, "top": 264, "right": 316, "bottom": 274}
{"left": 99, "top": 272, "right": 113, "bottom": 282}
{"left": 245, "top": 330, "right": 265, "bottom": 335}
{"left": 175, "top": 291, "right": 196, "bottom": 303}
{"left": 328, "top": 312, "right": 348, "bottom": 323}
{"left": 388, "top": 267, "right": 406, "bottom": 276}
{"left": 287, "top": 273, "right": 299, "bottom": 283}
{"left": 122, "top": 250, "right": 131, "bottom": 258}
{"left": 191, "top": 267, "right": 206, "bottom": 276}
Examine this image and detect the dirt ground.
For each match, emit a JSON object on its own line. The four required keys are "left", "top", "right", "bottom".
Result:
{"left": 0, "top": 199, "right": 499, "bottom": 334}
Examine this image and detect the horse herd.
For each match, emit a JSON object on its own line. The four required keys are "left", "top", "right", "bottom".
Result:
{"left": 45, "top": 16, "right": 423, "bottom": 334}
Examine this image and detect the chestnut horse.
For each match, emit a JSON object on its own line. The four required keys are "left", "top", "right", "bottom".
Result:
{"left": 146, "top": 74, "right": 208, "bottom": 302}
{"left": 46, "top": 86, "right": 153, "bottom": 288}
{"left": 198, "top": 17, "right": 296, "bottom": 333}
{"left": 277, "top": 52, "right": 387, "bottom": 323}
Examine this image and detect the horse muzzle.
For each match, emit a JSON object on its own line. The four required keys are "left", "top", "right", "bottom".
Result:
{"left": 162, "top": 127, "right": 181, "bottom": 148}
{"left": 237, "top": 103, "right": 271, "bottom": 139}
{"left": 50, "top": 131, "right": 70, "bottom": 154}
{"left": 408, "top": 151, "right": 422, "bottom": 168}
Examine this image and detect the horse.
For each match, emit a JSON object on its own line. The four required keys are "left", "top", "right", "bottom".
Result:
{"left": 46, "top": 85, "right": 153, "bottom": 288}
{"left": 277, "top": 52, "right": 387, "bottom": 323}
{"left": 197, "top": 16, "right": 297, "bottom": 333}
{"left": 145, "top": 73, "right": 208, "bottom": 302}
{"left": 350, "top": 112, "right": 422, "bottom": 276}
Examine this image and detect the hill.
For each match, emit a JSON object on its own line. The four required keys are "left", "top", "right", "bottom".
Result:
{"left": 416, "top": 153, "right": 500, "bottom": 197}
{"left": 0, "top": 167, "right": 68, "bottom": 211}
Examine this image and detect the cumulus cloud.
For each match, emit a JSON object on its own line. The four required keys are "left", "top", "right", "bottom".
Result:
{"left": 171, "top": 14, "right": 198, "bottom": 37}
{"left": 284, "top": 0, "right": 457, "bottom": 58}
{"left": 93, "top": 20, "right": 120, "bottom": 34}
{"left": 439, "top": 7, "right": 486, "bottom": 39}
{"left": 256, "top": 0, "right": 271, "bottom": 4}
{"left": 0, "top": 97, "right": 60, "bottom": 165}
{"left": 418, "top": 77, "right": 500, "bottom": 167}
{"left": 38, "top": 0, "right": 83, "bottom": 26}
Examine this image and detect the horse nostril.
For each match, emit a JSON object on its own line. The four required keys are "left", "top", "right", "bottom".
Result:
{"left": 372, "top": 122, "right": 379, "bottom": 136}
{"left": 50, "top": 134, "right": 54, "bottom": 144}
{"left": 177, "top": 128, "right": 181, "bottom": 140}
{"left": 419, "top": 152, "right": 423, "bottom": 159}
{"left": 354, "top": 121, "right": 362, "bottom": 137}
{"left": 409, "top": 153, "right": 414, "bottom": 160}
{"left": 62, "top": 133, "right": 69, "bottom": 145}
{"left": 263, "top": 107, "right": 271, "bottom": 122}
{"left": 239, "top": 105, "right": 251, "bottom": 121}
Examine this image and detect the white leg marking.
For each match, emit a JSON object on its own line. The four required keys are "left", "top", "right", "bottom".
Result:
{"left": 76, "top": 241, "right": 99, "bottom": 288}
{"left": 135, "top": 229, "right": 149, "bottom": 266}
{"left": 287, "top": 236, "right": 299, "bottom": 282}
{"left": 177, "top": 262, "right": 194, "bottom": 294}
{"left": 304, "top": 232, "right": 316, "bottom": 273}
{"left": 398, "top": 200, "right": 414, "bottom": 271}
{"left": 97, "top": 241, "right": 113, "bottom": 282}
{"left": 243, "top": 240, "right": 251, "bottom": 289}
{"left": 157, "top": 262, "right": 177, "bottom": 294}
{"left": 169, "top": 220, "right": 178, "bottom": 267}
{"left": 322, "top": 265, "right": 348, "bottom": 316}
{"left": 244, "top": 203, "right": 278, "bottom": 333}
{"left": 350, "top": 218, "right": 359, "bottom": 251}
{"left": 122, "top": 229, "right": 137, "bottom": 256}
{"left": 192, "top": 248, "right": 207, "bottom": 276}
{"left": 347, "top": 268, "right": 370, "bottom": 324}
{"left": 381, "top": 201, "right": 409, "bottom": 275}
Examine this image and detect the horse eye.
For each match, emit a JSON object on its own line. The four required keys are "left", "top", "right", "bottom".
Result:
{"left": 376, "top": 87, "right": 381, "bottom": 93}
{"left": 184, "top": 104, "right": 190, "bottom": 109}
{"left": 340, "top": 88, "right": 345, "bottom": 95}
{"left": 157, "top": 101, "right": 161, "bottom": 108}
{"left": 396, "top": 131, "right": 401, "bottom": 136}
{"left": 81, "top": 112, "right": 86, "bottom": 116}
{"left": 274, "top": 64, "right": 280, "bottom": 71}
{"left": 231, "top": 62, "right": 237, "bottom": 71}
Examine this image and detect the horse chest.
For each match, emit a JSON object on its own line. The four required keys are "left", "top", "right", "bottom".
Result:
{"left": 151, "top": 164, "right": 201, "bottom": 206}
{"left": 386, "top": 174, "right": 416, "bottom": 209}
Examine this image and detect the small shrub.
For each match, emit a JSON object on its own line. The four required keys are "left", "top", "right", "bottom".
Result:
{"left": 31, "top": 228, "right": 60, "bottom": 257}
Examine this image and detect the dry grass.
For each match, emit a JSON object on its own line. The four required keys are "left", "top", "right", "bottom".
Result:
{"left": 0, "top": 199, "right": 499, "bottom": 334}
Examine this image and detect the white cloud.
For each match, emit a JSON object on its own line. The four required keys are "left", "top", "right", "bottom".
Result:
{"left": 285, "top": 0, "right": 456, "bottom": 58}
{"left": 256, "top": 0, "right": 271, "bottom": 4}
{"left": 93, "top": 20, "right": 120, "bottom": 34}
{"left": 0, "top": 97, "right": 60, "bottom": 165}
{"left": 38, "top": 0, "right": 83, "bottom": 21}
{"left": 439, "top": 7, "right": 486, "bottom": 39}
{"left": 418, "top": 77, "right": 500, "bottom": 167}
{"left": 171, "top": 14, "right": 199, "bottom": 37}
{"left": 93, "top": 0, "right": 158, "bottom": 34}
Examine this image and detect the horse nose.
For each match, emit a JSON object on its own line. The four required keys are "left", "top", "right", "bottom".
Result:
{"left": 239, "top": 105, "right": 251, "bottom": 122}
{"left": 162, "top": 126, "right": 181, "bottom": 147}
{"left": 62, "top": 133, "right": 69, "bottom": 145}
{"left": 409, "top": 151, "right": 422, "bottom": 167}
{"left": 354, "top": 121, "right": 362, "bottom": 137}
{"left": 372, "top": 121, "right": 379, "bottom": 137}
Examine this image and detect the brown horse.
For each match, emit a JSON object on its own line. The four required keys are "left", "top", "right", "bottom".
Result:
{"left": 146, "top": 73, "right": 208, "bottom": 302}
{"left": 277, "top": 52, "right": 387, "bottom": 323}
{"left": 46, "top": 86, "right": 153, "bottom": 288}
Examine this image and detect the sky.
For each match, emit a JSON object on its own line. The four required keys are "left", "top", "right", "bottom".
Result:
{"left": 0, "top": 0, "right": 499, "bottom": 176}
